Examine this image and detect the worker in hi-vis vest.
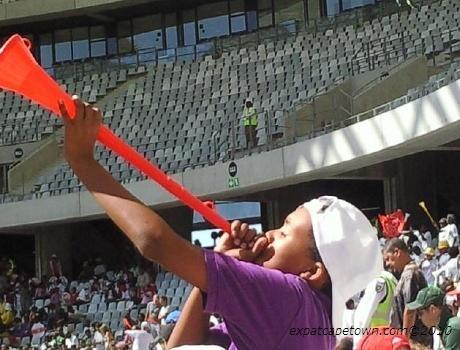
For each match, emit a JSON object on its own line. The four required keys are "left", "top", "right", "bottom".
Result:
{"left": 242, "top": 99, "right": 258, "bottom": 148}
{"left": 352, "top": 270, "right": 398, "bottom": 348}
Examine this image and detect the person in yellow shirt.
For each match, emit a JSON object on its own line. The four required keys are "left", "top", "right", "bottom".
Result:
{"left": 1, "top": 303, "right": 14, "bottom": 328}
{"left": 242, "top": 99, "right": 258, "bottom": 149}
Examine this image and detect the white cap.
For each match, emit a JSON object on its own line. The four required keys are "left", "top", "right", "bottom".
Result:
{"left": 140, "top": 321, "right": 150, "bottom": 331}
{"left": 303, "top": 196, "right": 382, "bottom": 334}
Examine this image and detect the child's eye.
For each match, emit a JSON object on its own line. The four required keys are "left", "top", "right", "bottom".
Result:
{"left": 280, "top": 232, "right": 286, "bottom": 237}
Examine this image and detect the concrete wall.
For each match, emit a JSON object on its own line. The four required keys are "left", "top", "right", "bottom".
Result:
{"left": 35, "top": 224, "right": 72, "bottom": 277}
{"left": 0, "top": 140, "right": 41, "bottom": 164}
{"left": 2, "top": 78, "right": 460, "bottom": 228}
{"left": 0, "top": 0, "right": 156, "bottom": 27}
{"left": 353, "top": 56, "right": 429, "bottom": 114}
{"left": 8, "top": 134, "right": 62, "bottom": 194}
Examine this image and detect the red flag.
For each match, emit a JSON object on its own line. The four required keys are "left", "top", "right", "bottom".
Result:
{"left": 378, "top": 210, "right": 406, "bottom": 238}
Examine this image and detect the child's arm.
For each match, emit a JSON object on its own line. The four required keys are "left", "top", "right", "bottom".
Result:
{"left": 59, "top": 97, "right": 207, "bottom": 291}
{"left": 166, "top": 288, "right": 210, "bottom": 349}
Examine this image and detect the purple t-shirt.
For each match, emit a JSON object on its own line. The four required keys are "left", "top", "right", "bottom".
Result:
{"left": 203, "top": 250, "right": 335, "bottom": 350}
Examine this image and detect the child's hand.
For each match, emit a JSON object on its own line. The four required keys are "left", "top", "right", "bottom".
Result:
{"left": 59, "top": 95, "right": 102, "bottom": 165}
{"left": 214, "top": 220, "right": 268, "bottom": 262}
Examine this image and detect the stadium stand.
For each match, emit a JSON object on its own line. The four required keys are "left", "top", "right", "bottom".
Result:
{"left": 1, "top": 0, "right": 458, "bottom": 202}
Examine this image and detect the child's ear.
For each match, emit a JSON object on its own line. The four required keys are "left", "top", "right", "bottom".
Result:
{"left": 299, "top": 262, "right": 329, "bottom": 290}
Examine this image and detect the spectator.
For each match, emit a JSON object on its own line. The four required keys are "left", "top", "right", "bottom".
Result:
{"left": 407, "top": 286, "right": 460, "bottom": 349}
{"left": 31, "top": 315, "right": 46, "bottom": 346}
{"left": 122, "top": 311, "right": 135, "bottom": 330}
{"left": 420, "top": 247, "right": 437, "bottom": 285}
{"left": 437, "top": 240, "right": 451, "bottom": 268}
{"left": 419, "top": 225, "right": 433, "bottom": 249}
{"left": 447, "top": 214, "right": 459, "bottom": 246}
{"left": 1, "top": 303, "right": 14, "bottom": 328}
{"left": 146, "top": 294, "right": 161, "bottom": 324}
{"left": 93, "top": 323, "right": 105, "bottom": 350}
{"left": 157, "top": 296, "right": 171, "bottom": 325}
{"left": 446, "top": 288, "right": 460, "bottom": 317}
{"left": 76, "top": 286, "right": 90, "bottom": 305}
{"left": 384, "top": 238, "right": 431, "bottom": 346}
{"left": 439, "top": 218, "right": 456, "bottom": 249}
{"left": 49, "top": 254, "right": 62, "bottom": 278}
{"left": 125, "top": 322, "right": 154, "bottom": 350}
{"left": 242, "top": 98, "right": 258, "bottom": 149}
{"left": 136, "top": 268, "right": 150, "bottom": 289}
{"left": 100, "top": 324, "right": 114, "bottom": 350}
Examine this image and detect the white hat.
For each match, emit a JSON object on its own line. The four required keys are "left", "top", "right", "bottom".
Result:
{"left": 140, "top": 321, "right": 150, "bottom": 331}
{"left": 303, "top": 196, "right": 382, "bottom": 334}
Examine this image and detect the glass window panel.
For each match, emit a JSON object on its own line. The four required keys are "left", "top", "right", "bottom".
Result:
{"left": 231, "top": 15, "right": 246, "bottom": 33}
{"left": 230, "top": 0, "right": 246, "bottom": 33}
{"left": 165, "top": 13, "right": 178, "bottom": 49}
{"left": 183, "top": 9, "right": 196, "bottom": 46}
{"left": 342, "top": 0, "right": 375, "bottom": 11}
{"left": 133, "top": 15, "right": 162, "bottom": 51}
{"left": 39, "top": 33, "right": 53, "bottom": 68}
{"left": 326, "top": 0, "right": 340, "bottom": 16}
{"left": 90, "top": 25, "right": 106, "bottom": 57}
{"left": 72, "top": 27, "right": 89, "bottom": 60}
{"left": 246, "top": 11, "right": 258, "bottom": 31}
{"left": 258, "top": 0, "right": 273, "bottom": 28}
{"left": 197, "top": 2, "right": 229, "bottom": 40}
{"left": 54, "top": 29, "right": 72, "bottom": 62}
{"left": 117, "top": 20, "right": 132, "bottom": 54}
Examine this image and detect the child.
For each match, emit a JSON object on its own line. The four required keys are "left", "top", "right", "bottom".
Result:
{"left": 59, "top": 97, "right": 382, "bottom": 349}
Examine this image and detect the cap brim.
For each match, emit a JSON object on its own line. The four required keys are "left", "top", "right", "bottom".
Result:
{"left": 406, "top": 300, "right": 423, "bottom": 310}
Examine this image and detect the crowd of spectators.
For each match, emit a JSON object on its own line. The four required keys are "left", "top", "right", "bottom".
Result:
{"left": 0, "top": 255, "right": 185, "bottom": 349}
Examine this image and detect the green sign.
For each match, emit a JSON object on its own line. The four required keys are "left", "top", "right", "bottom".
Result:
{"left": 228, "top": 177, "right": 240, "bottom": 188}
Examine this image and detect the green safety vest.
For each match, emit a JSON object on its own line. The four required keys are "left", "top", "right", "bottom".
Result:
{"left": 243, "top": 107, "right": 258, "bottom": 126}
{"left": 370, "top": 271, "right": 397, "bottom": 327}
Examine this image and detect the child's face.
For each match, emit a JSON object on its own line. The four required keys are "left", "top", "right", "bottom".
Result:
{"left": 254, "top": 207, "right": 317, "bottom": 275}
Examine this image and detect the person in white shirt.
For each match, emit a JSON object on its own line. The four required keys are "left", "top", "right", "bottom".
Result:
{"left": 125, "top": 322, "right": 154, "bottom": 350}
{"left": 136, "top": 268, "right": 151, "bottom": 289}
{"left": 440, "top": 247, "right": 460, "bottom": 283}
{"left": 420, "top": 247, "right": 438, "bottom": 285}
{"left": 420, "top": 225, "right": 433, "bottom": 248}
{"left": 158, "top": 296, "right": 171, "bottom": 326}
{"left": 437, "top": 240, "right": 451, "bottom": 267}
{"left": 31, "top": 319, "right": 46, "bottom": 346}
{"left": 447, "top": 214, "right": 459, "bottom": 246}
{"left": 439, "top": 218, "right": 457, "bottom": 248}
{"left": 93, "top": 326, "right": 105, "bottom": 350}
{"left": 76, "top": 287, "right": 90, "bottom": 305}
